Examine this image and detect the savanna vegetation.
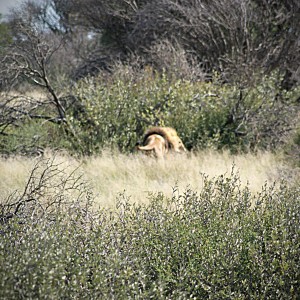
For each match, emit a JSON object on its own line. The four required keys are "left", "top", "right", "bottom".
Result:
{"left": 1, "top": 157, "right": 299, "bottom": 299}
{"left": 0, "top": 0, "right": 299, "bottom": 298}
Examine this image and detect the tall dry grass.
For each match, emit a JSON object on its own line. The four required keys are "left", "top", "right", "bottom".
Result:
{"left": 0, "top": 150, "right": 287, "bottom": 208}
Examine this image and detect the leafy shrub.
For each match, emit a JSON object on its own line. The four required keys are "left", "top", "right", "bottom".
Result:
{"left": 1, "top": 160, "right": 299, "bottom": 299}
{"left": 1, "top": 69, "right": 298, "bottom": 156}
{"left": 0, "top": 119, "right": 70, "bottom": 156}
{"left": 67, "top": 70, "right": 299, "bottom": 154}
{"left": 283, "top": 126, "right": 300, "bottom": 167}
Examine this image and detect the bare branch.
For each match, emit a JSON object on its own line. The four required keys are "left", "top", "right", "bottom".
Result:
{"left": 0, "top": 157, "right": 95, "bottom": 227}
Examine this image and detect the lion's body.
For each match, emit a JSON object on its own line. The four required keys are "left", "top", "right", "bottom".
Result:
{"left": 136, "top": 127, "right": 187, "bottom": 158}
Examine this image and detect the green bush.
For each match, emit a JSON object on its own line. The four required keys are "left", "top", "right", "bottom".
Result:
{"left": 283, "top": 125, "right": 300, "bottom": 169}
{"left": 1, "top": 161, "right": 299, "bottom": 299}
{"left": 0, "top": 118, "right": 71, "bottom": 156}
{"left": 1, "top": 70, "right": 298, "bottom": 156}
{"left": 67, "top": 70, "right": 299, "bottom": 155}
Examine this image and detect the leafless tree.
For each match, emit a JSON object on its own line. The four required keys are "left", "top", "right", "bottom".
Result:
{"left": 0, "top": 0, "right": 298, "bottom": 156}
{"left": 1, "top": 9, "right": 65, "bottom": 113}
{"left": 60, "top": 0, "right": 299, "bottom": 85}
{"left": 4, "top": 0, "right": 298, "bottom": 84}
{"left": 0, "top": 157, "right": 95, "bottom": 228}
{"left": 0, "top": 2, "right": 89, "bottom": 154}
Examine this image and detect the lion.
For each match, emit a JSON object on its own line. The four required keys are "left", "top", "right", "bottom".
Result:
{"left": 136, "top": 126, "right": 187, "bottom": 158}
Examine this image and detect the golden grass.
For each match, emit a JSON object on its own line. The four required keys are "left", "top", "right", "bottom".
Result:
{"left": 1, "top": 88, "right": 47, "bottom": 99}
{"left": 0, "top": 150, "right": 286, "bottom": 208}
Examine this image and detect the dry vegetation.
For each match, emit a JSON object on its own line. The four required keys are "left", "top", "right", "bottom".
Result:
{"left": 0, "top": 150, "right": 286, "bottom": 208}
{"left": 1, "top": 150, "right": 299, "bottom": 299}
{"left": 0, "top": 1, "right": 299, "bottom": 297}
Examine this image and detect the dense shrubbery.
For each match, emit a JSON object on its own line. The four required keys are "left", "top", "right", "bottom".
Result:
{"left": 1, "top": 70, "right": 298, "bottom": 157}
{"left": 0, "top": 159, "right": 299, "bottom": 299}
{"left": 284, "top": 126, "right": 300, "bottom": 168}
{"left": 67, "top": 70, "right": 299, "bottom": 154}
{"left": 0, "top": 0, "right": 299, "bottom": 162}
{"left": 1, "top": 2, "right": 299, "bottom": 296}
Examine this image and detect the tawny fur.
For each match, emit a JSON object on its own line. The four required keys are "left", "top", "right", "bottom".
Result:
{"left": 137, "top": 127, "right": 187, "bottom": 158}
{"left": 137, "top": 134, "right": 167, "bottom": 158}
